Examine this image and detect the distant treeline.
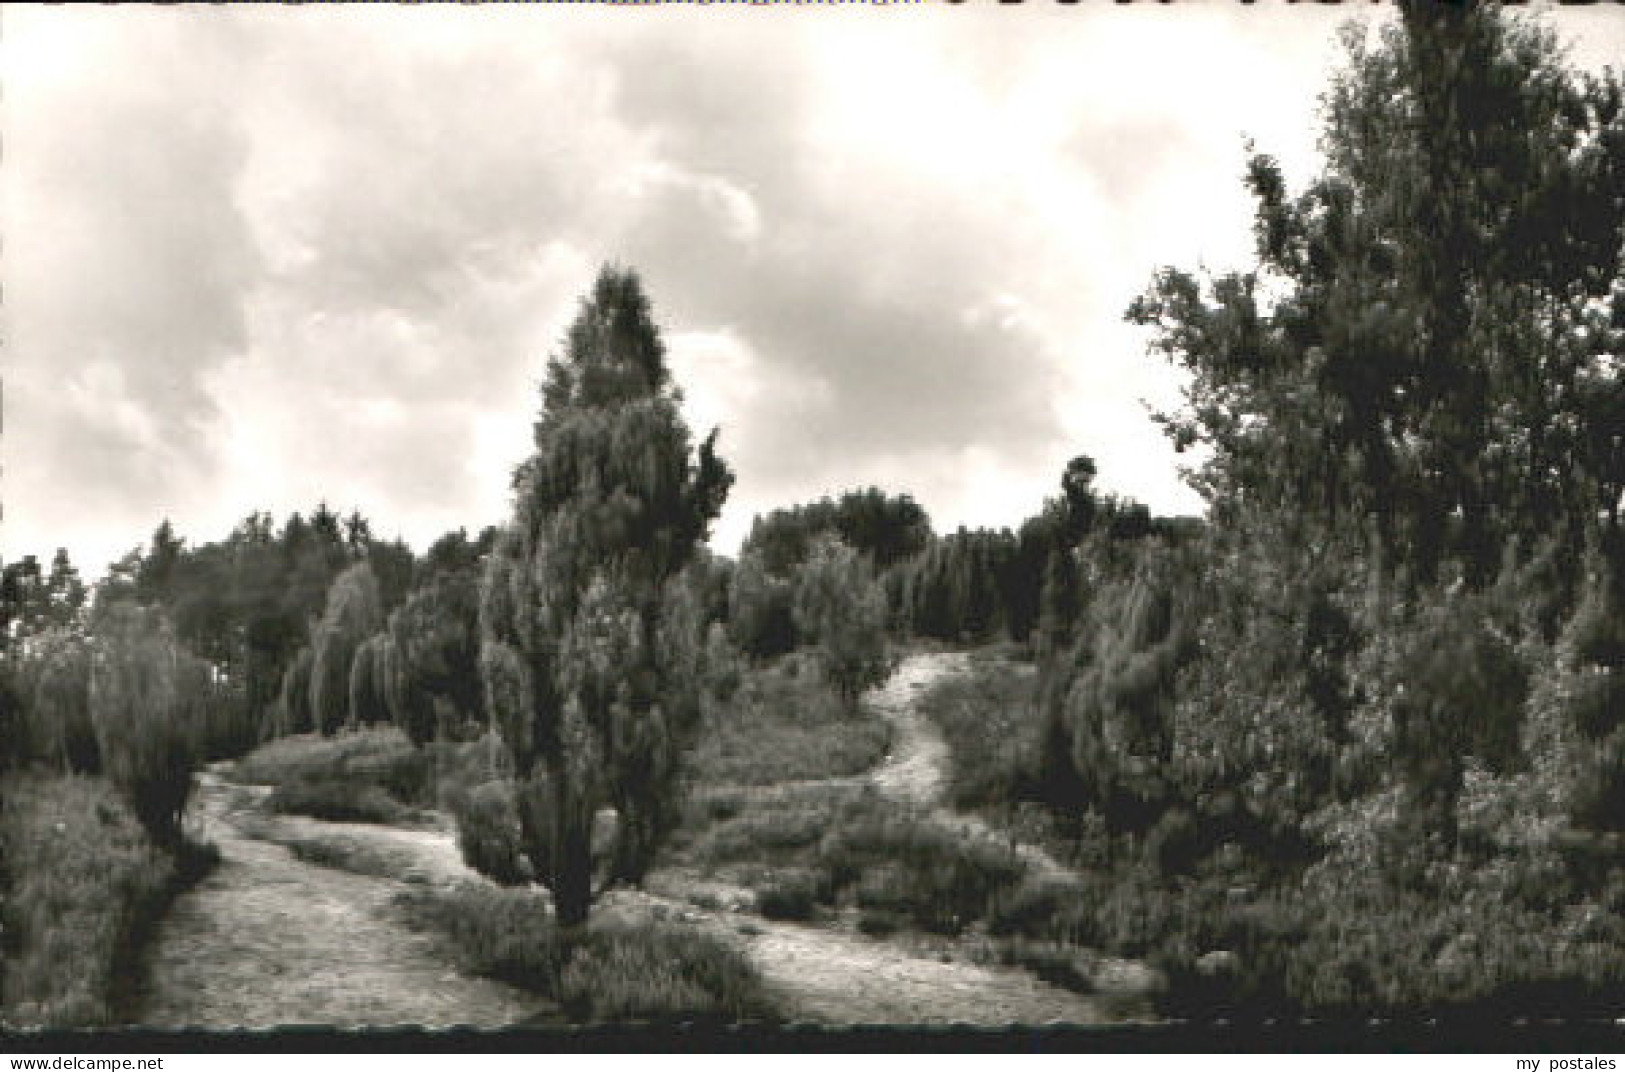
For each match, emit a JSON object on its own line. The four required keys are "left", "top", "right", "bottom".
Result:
{"left": 726, "top": 469, "right": 1198, "bottom": 659}
{"left": 1, "top": 457, "right": 1192, "bottom": 765}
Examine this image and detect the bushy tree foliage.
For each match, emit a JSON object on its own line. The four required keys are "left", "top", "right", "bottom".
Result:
{"left": 349, "top": 634, "right": 393, "bottom": 729}
{"left": 417, "top": 526, "right": 498, "bottom": 586}
{"left": 385, "top": 569, "right": 482, "bottom": 745}
{"left": 1010, "top": 3, "right": 1625, "bottom": 1012}
{"left": 310, "top": 562, "right": 383, "bottom": 735}
{"left": 1128, "top": 6, "right": 1625, "bottom": 586}
{"left": 88, "top": 605, "right": 204, "bottom": 846}
{"left": 0, "top": 659, "right": 22, "bottom": 773}
{"left": 1114, "top": 0, "right": 1625, "bottom": 847}
{"left": 277, "top": 646, "right": 315, "bottom": 737}
{"left": 2, "top": 550, "right": 87, "bottom": 642}
{"left": 479, "top": 265, "right": 732, "bottom": 927}
{"left": 902, "top": 528, "right": 1018, "bottom": 643}
{"left": 368, "top": 538, "right": 418, "bottom": 618}
{"left": 727, "top": 549, "right": 797, "bottom": 659}
{"left": 1515, "top": 547, "right": 1625, "bottom": 835}
{"left": 44, "top": 550, "right": 86, "bottom": 630}
{"left": 25, "top": 628, "right": 97, "bottom": 773}
{"left": 1034, "top": 547, "right": 1082, "bottom": 664}
{"left": 743, "top": 488, "right": 931, "bottom": 577}
{"left": 53, "top": 507, "right": 411, "bottom": 750}
{"left": 894, "top": 457, "right": 1179, "bottom": 647}
{"left": 791, "top": 537, "right": 891, "bottom": 711}
{"left": 1041, "top": 554, "right": 1194, "bottom": 831}
{"left": 2, "top": 555, "right": 48, "bottom": 642}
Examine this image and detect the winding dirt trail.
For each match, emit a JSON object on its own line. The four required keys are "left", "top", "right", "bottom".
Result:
{"left": 868, "top": 653, "right": 1079, "bottom": 884}
{"left": 127, "top": 774, "right": 541, "bottom": 1029}
{"left": 628, "top": 651, "right": 1124, "bottom": 1024}
{"left": 702, "top": 650, "right": 1119, "bottom": 1024}
{"left": 130, "top": 651, "right": 1125, "bottom": 1027}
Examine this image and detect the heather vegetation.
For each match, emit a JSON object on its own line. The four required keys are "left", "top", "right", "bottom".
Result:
{"left": 4, "top": 1, "right": 1623, "bottom": 1030}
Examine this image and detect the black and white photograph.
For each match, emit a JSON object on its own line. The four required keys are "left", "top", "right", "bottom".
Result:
{"left": 2, "top": 0, "right": 1625, "bottom": 1047}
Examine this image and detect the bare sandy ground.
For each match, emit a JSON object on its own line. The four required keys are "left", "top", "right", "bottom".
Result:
{"left": 128, "top": 775, "right": 539, "bottom": 1029}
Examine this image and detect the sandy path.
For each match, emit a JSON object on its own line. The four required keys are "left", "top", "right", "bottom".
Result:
{"left": 128, "top": 773, "right": 540, "bottom": 1029}
{"left": 868, "top": 653, "right": 1078, "bottom": 883}
{"left": 867, "top": 652, "right": 964, "bottom": 806}
{"left": 133, "top": 652, "right": 1125, "bottom": 1027}
{"left": 595, "top": 884, "right": 1107, "bottom": 1026}
{"left": 633, "top": 651, "right": 1120, "bottom": 1025}
{"left": 744, "top": 923, "right": 1101, "bottom": 1025}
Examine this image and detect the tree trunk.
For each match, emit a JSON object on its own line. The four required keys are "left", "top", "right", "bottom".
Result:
{"left": 547, "top": 765, "right": 598, "bottom": 928}
{"left": 551, "top": 820, "right": 595, "bottom": 929}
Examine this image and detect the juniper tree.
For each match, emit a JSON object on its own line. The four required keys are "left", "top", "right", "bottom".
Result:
{"left": 310, "top": 562, "right": 382, "bottom": 734}
{"left": 88, "top": 604, "right": 204, "bottom": 846}
{"left": 349, "top": 633, "right": 393, "bottom": 728}
{"left": 28, "top": 628, "right": 96, "bottom": 773}
{"left": 480, "top": 265, "right": 731, "bottom": 927}
{"left": 277, "top": 645, "right": 314, "bottom": 737}
{"left": 386, "top": 570, "right": 483, "bottom": 745}
{"left": 1048, "top": 557, "right": 1193, "bottom": 832}
{"left": 727, "top": 549, "right": 797, "bottom": 659}
{"left": 791, "top": 537, "right": 891, "bottom": 712}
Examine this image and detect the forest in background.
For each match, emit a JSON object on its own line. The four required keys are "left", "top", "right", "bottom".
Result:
{"left": 4, "top": 0, "right": 1625, "bottom": 1026}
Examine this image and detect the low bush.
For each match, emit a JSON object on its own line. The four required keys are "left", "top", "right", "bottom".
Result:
{"left": 339, "top": 743, "right": 433, "bottom": 806}
{"left": 0, "top": 771, "right": 215, "bottom": 1028}
{"left": 393, "top": 884, "right": 567, "bottom": 994}
{"left": 426, "top": 733, "right": 512, "bottom": 810}
{"left": 997, "top": 940, "right": 1098, "bottom": 993}
{"left": 753, "top": 870, "right": 823, "bottom": 921}
{"left": 688, "top": 797, "right": 843, "bottom": 866}
{"left": 265, "top": 773, "right": 413, "bottom": 826}
{"left": 237, "top": 728, "right": 410, "bottom": 787}
{"left": 1261, "top": 871, "right": 1625, "bottom": 1018}
{"left": 393, "top": 884, "right": 779, "bottom": 1023}
{"left": 691, "top": 791, "right": 1036, "bottom": 939}
{"left": 816, "top": 803, "right": 1030, "bottom": 936}
{"left": 687, "top": 660, "right": 890, "bottom": 787}
{"left": 449, "top": 780, "right": 530, "bottom": 886}
{"left": 856, "top": 910, "right": 901, "bottom": 938}
{"left": 986, "top": 872, "right": 1096, "bottom": 944}
{"left": 560, "top": 923, "right": 778, "bottom": 1023}
{"left": 236, "top": 727, "right": 501, "bottom": 817}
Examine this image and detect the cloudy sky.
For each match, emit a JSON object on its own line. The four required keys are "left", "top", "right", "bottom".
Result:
{"left": 4, "top": 3, "right": 1622, "bottom": 577}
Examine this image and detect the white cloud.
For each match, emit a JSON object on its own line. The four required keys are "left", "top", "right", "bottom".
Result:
{"left": 4, "top": 3, "right": 1620, "bottom": 574}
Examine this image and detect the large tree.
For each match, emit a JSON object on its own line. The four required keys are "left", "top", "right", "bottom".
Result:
{"left": 1129, "top": 2, "right": 1625, "bottom": 587}
{"left": 479, "top": 265, "right": 732, "bottom": 927}
{"left": 1121, "top": 0, "right": 1625, "bottom": 846}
